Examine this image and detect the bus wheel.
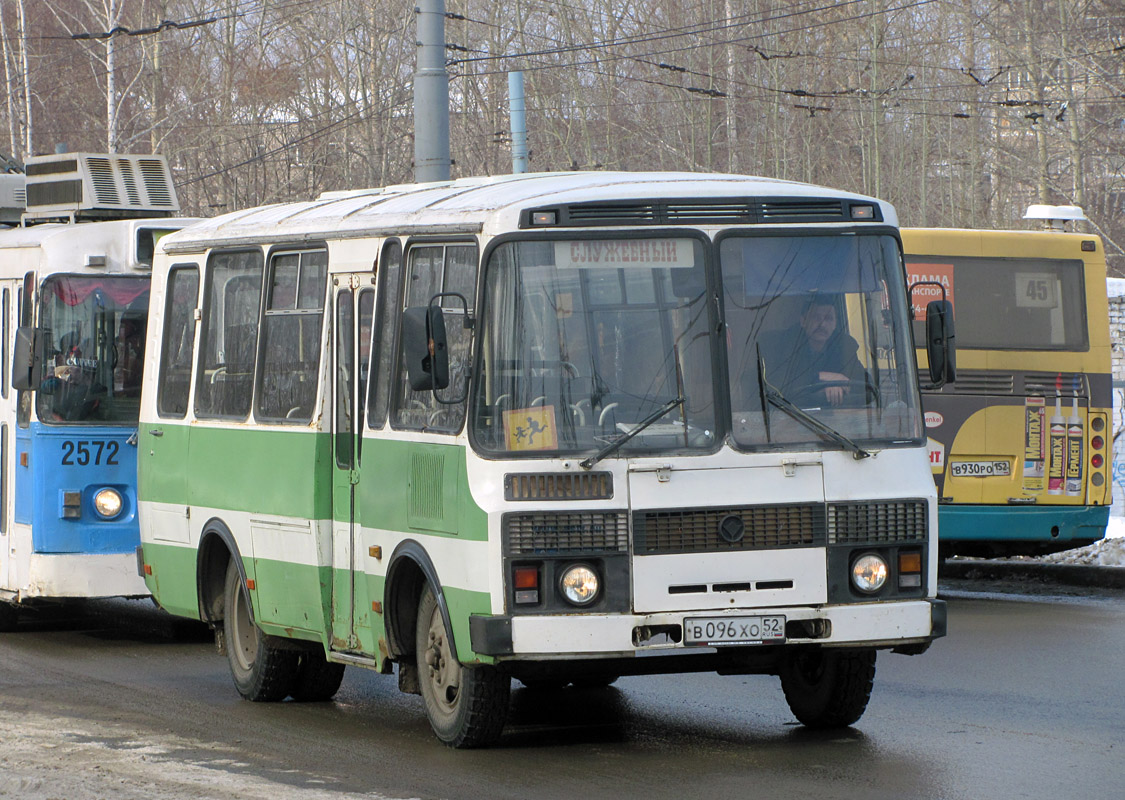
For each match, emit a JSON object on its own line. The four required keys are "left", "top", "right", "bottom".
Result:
{"left": 779, "top": 648, "right": 876, "bottom": 729}
{"left": 223, "top": 562, "right": 299, "bottom": 702}
{"left": 291, "top": 652, "right": 346, "bottom": 702}
{"left": 0, "top": 601, "right": 19, "bottom": 632}
{"left": 416, "top": 585, "right": 510, "bottom": 748}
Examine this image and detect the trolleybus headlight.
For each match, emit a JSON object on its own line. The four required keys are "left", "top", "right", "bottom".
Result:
{"left": 559, "top": 564, "right": 600, "bottom": 606}
{"left": 93, "top": 488, "right": 124, "bottom": 519}
{"left": 851, "top": 554, "right": 888, "bottom": 594}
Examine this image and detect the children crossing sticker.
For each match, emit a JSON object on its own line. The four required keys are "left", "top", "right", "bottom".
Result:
{"left": 503, "top": 406, "right": 559, "bottom": 451}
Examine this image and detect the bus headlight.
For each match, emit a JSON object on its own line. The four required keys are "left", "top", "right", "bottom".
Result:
{"left": 93, "top": 488, "right": 124, "bottom": 519}
{"left": 851, "top": 554, "right": 888, "bottom": 593}
{"left": 559, "top": 564, "right": 599, "bottom": 606}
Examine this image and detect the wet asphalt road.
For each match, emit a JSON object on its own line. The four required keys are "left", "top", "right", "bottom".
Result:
{"left": 0, "top": 587, "right": 1122, "bottom": 800}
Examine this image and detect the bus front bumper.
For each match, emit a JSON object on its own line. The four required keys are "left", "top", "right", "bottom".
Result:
{"left": 13, "top": 551, "right": 150, "bottom": 601}
{"left": 470, "top": 598, "right": 946, "bottom": 659}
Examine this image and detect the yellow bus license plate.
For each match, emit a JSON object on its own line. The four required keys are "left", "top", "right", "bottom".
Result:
{"left": 684, "top": 615, "right": 785, "bottom": 646}
{"left": 950, "top": 460, "right": 1011, "bottom": 477}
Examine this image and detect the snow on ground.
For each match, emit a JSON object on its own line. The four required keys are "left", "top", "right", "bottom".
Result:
{"left": 1030, "top": 515, "right": 1125, "bottom": 567}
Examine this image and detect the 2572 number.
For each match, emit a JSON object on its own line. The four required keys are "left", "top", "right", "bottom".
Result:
{"left": 61, "top": 440, "right": 120, "bottom": 466}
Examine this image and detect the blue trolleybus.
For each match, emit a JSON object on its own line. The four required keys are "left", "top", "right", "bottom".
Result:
{"left": 0, "top": 152, "right": 198, "bottom": 629}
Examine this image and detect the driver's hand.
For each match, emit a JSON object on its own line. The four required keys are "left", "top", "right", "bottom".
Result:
{"left": 818, "top": 371, "right": 849, "bottom": 406}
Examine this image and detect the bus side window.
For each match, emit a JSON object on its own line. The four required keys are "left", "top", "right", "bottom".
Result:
{"left": 357, "top": 287, "right": 374, "bottom": 433}
{"left": 195, "top": 250, "right": 264, "bottom": 420}
{"left": 392, "top": 243, "right": 477, "bottom": 433}
{"left": 16, "top": 276, "right": 32, "bottom": 428}
{"left": 256, "top": 249, "right": 327, "bottom": 424}
{"left": 2, "top": 287, "right": 8, "bottom": 400}
{"left": 369, "top": 240, "right": 402, "bottom": 430}
{"left": 157, "top": 266, "right": 200, "bottom": 418}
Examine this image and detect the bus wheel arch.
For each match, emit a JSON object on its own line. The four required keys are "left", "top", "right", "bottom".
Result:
{"left": 384, "top": 540, "right": 457, "bottom": 664}
{"left": 197, "top": 519, "right": 241, "bottom": 625}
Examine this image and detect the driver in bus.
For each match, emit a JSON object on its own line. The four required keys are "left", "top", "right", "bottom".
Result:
{"left": 751, "top": 295, "right": 866, "bottom": 408}
{"left": 40, "top": 335, "right": 107, "bottom": 421}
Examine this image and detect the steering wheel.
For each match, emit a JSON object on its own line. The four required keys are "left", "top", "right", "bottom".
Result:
{"left": 790, "top": 379, "right": 875, "bottom": 409}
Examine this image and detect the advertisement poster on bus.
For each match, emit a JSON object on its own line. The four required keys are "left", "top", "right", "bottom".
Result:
{"left": 906, "top": 262, "right": 954, "bottom": 321}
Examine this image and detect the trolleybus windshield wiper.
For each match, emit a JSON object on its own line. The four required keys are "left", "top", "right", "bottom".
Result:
{"left": 758, "top": 360, "right": 871, "bottom": 460}
{"left": 580, "top": 396, "right": 685, "bottom": 470}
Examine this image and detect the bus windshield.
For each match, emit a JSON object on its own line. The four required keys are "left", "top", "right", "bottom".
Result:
{"left": 473, "top": 237, "right": 716, "bottom": 456}
{"left": 37, "top": 274, "right": 149, "bottom": 424}
{"left": 721, "top": 233, "right": 922, "bottom": 450}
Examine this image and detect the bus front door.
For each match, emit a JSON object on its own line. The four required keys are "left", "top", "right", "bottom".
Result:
{"left": 0, "top": 282, "right": 16, "bottom": 595}
{"left": 329, "top": 278, "right": 375, "bottom": 654}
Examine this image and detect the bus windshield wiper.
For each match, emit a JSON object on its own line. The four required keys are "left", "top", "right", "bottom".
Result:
{"left": 760, "top": 375, "right": 871, "bottom": 460}
{"left": 580, "top": 396, "right": 684, "bottom": 469}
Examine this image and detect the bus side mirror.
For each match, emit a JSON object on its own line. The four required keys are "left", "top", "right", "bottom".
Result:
{"left": 403, "top": 305, "right": 449, "bottom": 391}
{"left": 925, "top": 300, "right": 956, "bottom": 386}
{"left": 12, "top": 326, "right": 42, "bottom": 391}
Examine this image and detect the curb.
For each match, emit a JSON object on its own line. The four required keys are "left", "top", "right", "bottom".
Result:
{"left": 942, "top": 559, "right": 1125, "bottom": 591}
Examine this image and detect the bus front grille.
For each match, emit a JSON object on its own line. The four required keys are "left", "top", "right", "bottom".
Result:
{"left": 504, "top": 471, "right": 613, "bottom": 501}
{"left": 504, "top": 511, "right": 629, "bottom": 554}
{"left": 827, "top": 500, "right": 928, "bottom": 544}
{"left": 633, "top": 504, "right": 826, "bottom": 555}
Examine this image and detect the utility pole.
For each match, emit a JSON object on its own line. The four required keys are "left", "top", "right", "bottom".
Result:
{"left": 509, "top": 72, "right": 527, "bottom": 174}
{"left": 414, "top": 0, "right": 450, "bottom": 183}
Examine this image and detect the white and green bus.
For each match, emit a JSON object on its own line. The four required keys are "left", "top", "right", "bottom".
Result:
{"left": 138, "top": 172, "right": 952, "bottom": 747}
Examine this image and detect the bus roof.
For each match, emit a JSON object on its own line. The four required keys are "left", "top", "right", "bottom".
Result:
{"left": 902, "top": 226, "right": 1103, "bottom": 258}
{"left": 0, "top": 217, "right": 202, "bottom": 277}
{"left": 159, "top": 171, "right": 896, "bottom": 253}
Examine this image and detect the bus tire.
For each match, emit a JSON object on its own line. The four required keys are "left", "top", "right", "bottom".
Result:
{"left": 291, "top": 652, "right": 346, "bottom": 702}
{"left": 223, "top": 561, "right": 299, "bottom": 702}
{"left": 0, "top": 601, "right": 19, "bottom": 632}
{"left": 779, "top": 648, "right": 876, "bottom": 729}
{"left": 416, "top": 585, "right": 510, "bottom": 748}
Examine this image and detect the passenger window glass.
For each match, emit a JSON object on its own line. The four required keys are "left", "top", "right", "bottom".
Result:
{"left": 2, "top": 287, "right": 8, "bottom": 400}
{"left": 16, "top": 282, "right": 29, "bottom": 427}
{"left": 393, "top": 243, "right": 477, "bottom": 433}
{"left": 369, "top": 240, "right": 402, "bottom": 429}
{"left": 195, "top": 250, "right": 263, "bottom": 419}
{"left": 357, "top": 288, "right": 374, "bottom": 432}
{"left": 336, "top": 291, "right": 354, "bottom": 468}
{"left": 256, "top": 250, "right": 326, "bottom": 423}
{"left": 158, "top": 266, "right": 200, "bottom": 418}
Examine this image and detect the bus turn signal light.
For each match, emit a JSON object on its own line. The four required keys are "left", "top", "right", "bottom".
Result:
{"left": 513, "top": 566, "right": 539, "bottom": 604}
{"left": 899, "top": 552, "right": 923, "bottom": 589}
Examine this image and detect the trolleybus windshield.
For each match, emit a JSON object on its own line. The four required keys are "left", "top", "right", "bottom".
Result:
{"left": 36, "top": 274, "right": 149, "bottom": 424}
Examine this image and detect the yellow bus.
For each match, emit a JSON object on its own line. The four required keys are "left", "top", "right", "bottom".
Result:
{"left": 904, "top": 210, "right": 1112, "bottom": 557}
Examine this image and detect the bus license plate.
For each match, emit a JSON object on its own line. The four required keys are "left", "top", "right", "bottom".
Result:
{"left": 950, "top": 460, "right": 1011, "bottom": 477}
{"left": 684, "top": 615, "right": 785, "bottom": 646}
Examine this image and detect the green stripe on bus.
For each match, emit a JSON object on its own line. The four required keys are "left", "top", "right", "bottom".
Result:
{"left": 140, "top": 425, "right": 487, "bottom": 540}
{"left": 140, "top": 422, "right": 332, "bottom": 518}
